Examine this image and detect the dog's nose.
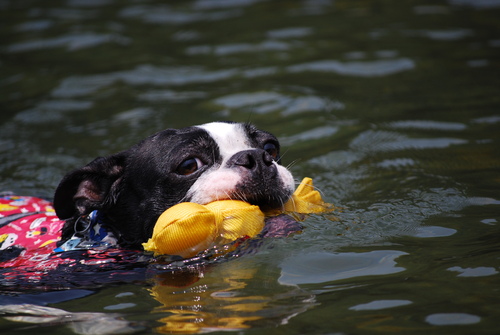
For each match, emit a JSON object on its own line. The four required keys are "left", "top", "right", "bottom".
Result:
{"left": 228, "top": 149, "right": 274, "bottom": 170}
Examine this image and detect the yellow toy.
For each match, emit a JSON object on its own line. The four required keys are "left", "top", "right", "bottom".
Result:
{"left": 143, "top": 177, "right": 332, "bottom": 258}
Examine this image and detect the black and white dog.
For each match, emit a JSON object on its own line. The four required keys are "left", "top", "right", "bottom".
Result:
{"left": 54, "top": 122, "right": 295, "bottom": 249}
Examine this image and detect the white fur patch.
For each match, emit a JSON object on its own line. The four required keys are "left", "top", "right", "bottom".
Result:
{"left": 186, "top": 169, "right": 242, "bottom": 204}
{"left": 276, "top": 164, "right": 295, "bottom": 192}
{"left": 197, "top": 122, "right": 252, "bottom": 166}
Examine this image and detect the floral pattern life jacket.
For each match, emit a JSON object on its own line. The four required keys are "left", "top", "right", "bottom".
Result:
{"left": 0, "top": 195, "right": 63, "bottom": 252}
{"left": 0, "top": 194, "right": 148, "bottom": 290}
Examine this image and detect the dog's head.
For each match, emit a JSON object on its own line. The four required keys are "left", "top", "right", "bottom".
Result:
{"left": 54, "top": 122, "right": 295, "bottom": 247}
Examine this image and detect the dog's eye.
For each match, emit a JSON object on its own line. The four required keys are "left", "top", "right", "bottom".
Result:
{"left": 176, "top": 157, "right": 204, "bottom": 175}
{"left": 264, "top": 142, "right": 279, "bottom": 160}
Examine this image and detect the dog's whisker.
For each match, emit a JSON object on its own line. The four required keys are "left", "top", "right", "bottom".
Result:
{"left": 236, "top": 191, "right": 247, "bottom": 202}
{"left": 179, "top": 192, "right": 191, "bottom": 203}
{"left": 224, "top": 192, "right": 230, "bottom": 201}
{"left": 279, "top": 148, "right": 291, "bottom": 160}
{"left": 285, "top": 159, "right": 300, "bottom": 170}
{"left": 280, "top": 197, "right": 287, "bottom": 212}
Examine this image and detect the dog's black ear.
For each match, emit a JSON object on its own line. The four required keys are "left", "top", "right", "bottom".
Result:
{"left": 53, "top": 153, "right": 127, "bottom": 219}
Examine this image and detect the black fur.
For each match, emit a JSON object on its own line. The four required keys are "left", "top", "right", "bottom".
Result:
{"left": 54, "top": 127, "right": 219, "bottom": 248}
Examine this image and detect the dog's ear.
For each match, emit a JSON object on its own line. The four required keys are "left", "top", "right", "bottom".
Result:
{"left": 53, "top": 153, "right": 127, "bottom": 219}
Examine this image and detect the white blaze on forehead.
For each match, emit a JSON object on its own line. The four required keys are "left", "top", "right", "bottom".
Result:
{"left": 197, "top": 122, "right": 252, "bottom": 164}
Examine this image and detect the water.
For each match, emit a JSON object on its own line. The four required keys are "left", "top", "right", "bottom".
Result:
{"left": 1, "top": 0, "right": 500, "bottom": 333}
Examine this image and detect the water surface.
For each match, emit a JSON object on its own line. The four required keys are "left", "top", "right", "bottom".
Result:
{"left": 1, "top": 0, "right": 500, "bottom": 334}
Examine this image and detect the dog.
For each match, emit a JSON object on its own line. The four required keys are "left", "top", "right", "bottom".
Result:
{"left": 53, "top": 121, "right": 295, "bottom": 249}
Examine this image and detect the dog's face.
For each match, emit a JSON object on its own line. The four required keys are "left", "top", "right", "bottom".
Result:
{"left": 185, "top": 122, "right": 294, "bottom": 207}
{"left": 54, "top": 122, "right": 295, "bottom": 247}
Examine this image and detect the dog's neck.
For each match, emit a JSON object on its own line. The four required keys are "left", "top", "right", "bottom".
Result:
{"left": 55, "top": 210, "right": 119, "bottom": 252}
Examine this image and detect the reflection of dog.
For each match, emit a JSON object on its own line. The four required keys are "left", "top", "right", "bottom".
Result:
{"left": 150, "top": 260, "right": 315, "bottom": 333}
{"left": 54, "top": 122, "right": 295, "bottom": 249}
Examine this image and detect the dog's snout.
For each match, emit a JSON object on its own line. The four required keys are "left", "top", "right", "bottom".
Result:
{"left": 228, "top": 149, "right": 274, "bottom": 170}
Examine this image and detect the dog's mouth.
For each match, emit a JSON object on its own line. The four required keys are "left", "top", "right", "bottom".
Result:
{"left": 243, "top": 194, "right": 292, "bottom": 211}
{"left": 219, "top": 192, "right": 292, "bottom": 211}
{"left": 191, "top": 181, "right": 293, "bottom": 212}
{"left": 220, "top": 178, "right": 294, "bottom": 211}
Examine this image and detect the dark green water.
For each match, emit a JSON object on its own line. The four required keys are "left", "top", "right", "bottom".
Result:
{"left": 1, "top": 0, "right": 500, "bottom": 334}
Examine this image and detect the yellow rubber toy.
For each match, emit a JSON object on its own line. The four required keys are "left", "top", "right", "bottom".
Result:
{"left": 143, "top": 177, "right": 332, "bottom": 258}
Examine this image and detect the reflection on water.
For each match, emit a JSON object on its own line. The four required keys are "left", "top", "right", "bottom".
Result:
{"left": 149, "top": 259, "right": 315, "bottom": 333}
{"left": 349, "top": 299, "right": 412, "bottom": 311}
{"left": 287, "top": 58, "right": 416, "bottom": 77}
{"left": 425, "top": 313, "right": 481, "bottom": 326}
{"left": 7, "top": 32, "right": 130, "bottom": 53}
{"left": 448, "top": 266, "right": 498, "bottom": 277}
{"left": 1, "top": 0, "right": 500, "bottom": 334}
{"left": 0, "top": 303, "right": 137, "bottom": 334}
{"left": 50, "top": 65, "right": 240, "bottom": 98}
{"left": 279, "top": 250, "right": 407, "bottom": 285}
{"left": 213, "top": 92, "right": 344, "bottom": 116}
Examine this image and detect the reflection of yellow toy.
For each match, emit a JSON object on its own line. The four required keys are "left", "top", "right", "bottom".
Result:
{"left": 143, "top": 177, "right": 332, "bottom": 258}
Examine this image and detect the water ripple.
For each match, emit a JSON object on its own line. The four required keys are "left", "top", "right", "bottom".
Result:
{"left": 51, "top": 65, "right": 238, "bottom": 98}
{"left": 7, "top": 32, "right": 130, "bottom": 53}
{"left": 193, "top": 0, "right": 264, "bottom": 10}
{"left": 472, "top": 115, "right": 500, "bottom": 124}
{"left": 349, "top": 299, "right": 413, "bottom": 311}
{"left": 387, "top": 120, "right": 467, "bottom": 131}
{"left": 279, "top": 250, "right": 407, "bottom": 285}
{"left": 448, "top": 0, "right": 500, "bottom": 9}
{"left": 186, "top": 40, "right": 290, "bottom": 56}
{"left": 67, "top": 0, "right": 113, "bottom": 7}
{"left": 350, "top": 130, "right": 467, "bottom": 152}
{"left": 287, "top": 58, "right": 416, "bottom": 77}
{"left": 119, "top": 5, "right": 242, "bottom": 24}
{"left": 36, "top": 7, "right": 98, "bottom": 20}
{"left": 138, "top": 89, "right": 207, "bottom": 102}
{"left": 267, "top": 27, "right": 313, "bottom": 39}
{"left": 14, "top": 100, "right": 93, "bottom": 124}
{"left": 405, "top": 29, "right": 473, "bottom": 41}
{"left": 413, "top": 226, "right": 457, "bottom": 238}
{"left": 425, "top": 313, "right": 481, "bottom": 325}
{"left": 15, "top": 20, "right": 54, "bottom": 32}
{"left": 281, "top": 126, "right": 339, "bottom": 145}
{"left": 213, "top": 91, "right": 343, "bottom": 115}
{"left": 448, "top": 266, "right": 499, "bottom": 277}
